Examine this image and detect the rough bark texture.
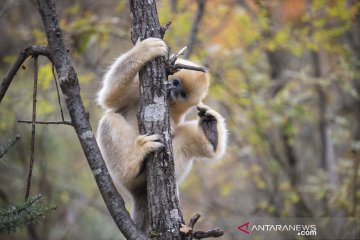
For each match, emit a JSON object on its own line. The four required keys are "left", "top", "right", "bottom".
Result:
{"left": 129, "top": 0, "right": 184, "bottom": 239}
{"left": 34, "top": 1, "right": 147, "bottom": 239}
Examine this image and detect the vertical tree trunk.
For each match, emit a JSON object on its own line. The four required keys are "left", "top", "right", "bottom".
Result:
{"left": 311, "top": 51, "right": 338, "bottom": 186}
{"left": 128, "top": 1, "right": 184, "bottom": 239}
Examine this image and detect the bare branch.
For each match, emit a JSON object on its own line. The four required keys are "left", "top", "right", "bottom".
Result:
{"left": 34, "top": 0, "right": 147, "bottom": 239}
{"left": 160, "top": 21, "right": 172, "bottom": 38}
{"left": 18, "top": 120, "right": 72, "bottom": 126}
{"left": 165, "top": 47, "right": 207, "bottom": 76}
{"left": 25, "top": 57, "right": 39, "bottom": 201}
{"left": 52, "top": 64, "right": 65, "bottom": 121}
{"left": 352, "top": 151, "right": 360, "bottom": 216}
{"left": 0, "top": 45, "right": 49, "bottom": 104}
{"left": 168, "top": 46, "right": 187, "bottom": 64}
{"left": 193, "top": 229, "right": 224, "bottom": 239}
{"left": 174, "top": 46, "right": 188, "bottom": 58}
{"left": 188, "top": 213, "right": 201, "bottom": 229}
{"left": 182, "top": 213, "right": 223, "bottom": 240}
{"left": 166, "top": 63, "right": 207, "bottom": 76}
{"left": 0, "top": 134, "right": 20, "bottom": 159}
{"left": 174, "top": 63, "right": 207, "bottom": 73}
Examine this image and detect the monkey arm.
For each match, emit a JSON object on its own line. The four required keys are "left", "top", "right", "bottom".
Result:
{"left": 97, "top": 38, "right": 167, "bottom": 110}
{"left": 173, "top": 105, "right": 227, "bottom": 161}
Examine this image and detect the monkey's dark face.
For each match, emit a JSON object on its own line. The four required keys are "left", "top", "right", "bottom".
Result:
{"left": 167, "top": 60, "right": 209, "bottom": 123}
{"left": 167, "top": 79, "right": 188, "bottom": 104}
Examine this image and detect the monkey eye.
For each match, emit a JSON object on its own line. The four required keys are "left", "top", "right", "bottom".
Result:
{"left": 180, "top": 91, "right": 187, "bottom": 98}
{"left": 172, "top": 79, "right": 180, "bottom": 86}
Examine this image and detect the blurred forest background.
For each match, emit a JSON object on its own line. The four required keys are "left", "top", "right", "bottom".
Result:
{"left": 0, "top": 0, "right": 360, "bottom": 239}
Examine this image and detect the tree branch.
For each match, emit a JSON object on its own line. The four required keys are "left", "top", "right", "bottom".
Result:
{"left": 0, "top": 45, "right": 49, "bottom": 104}
{"left": 193, "top": 229, "right": 224, "bottom": 239}
{"left": 165, "top": 47, "right": 207, "bottom": 75}
{"left": 51, "top": 64, "right": 65, "bottom": 121}
{"left": 160, "top": 21, "right": 172, "bottom": 39}
{"left": 18, "top": 120, "right": 72, "bottom": 126}
{"left": 188, "top": 213, "right": 201, "bottom": 229}
{"left": 173, "top": 63, "right": 207, "bottom": 73}
{"left": 0, "top": 134, "right": 20, "bottom": 159}
{"left": 25, "top": 57, "right": 39, "bottom": 201}
{"left": 33, "top": 0, "right": 147, "bottom": 239}
{"left": 182, "top": 213, "right": 224, "bottom": 240}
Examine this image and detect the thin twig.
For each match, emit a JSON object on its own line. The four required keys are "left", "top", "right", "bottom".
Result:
{"left": 182, "top": 213, "right": 223, "bottom": 239}
{"left": 0, "top": 134, "right": 21, "bottom": 159}
{"left": 174, "top": 63, "right": 206, "bottom": 73}
{"left": 18, "top": 120, "right": 72, "bottom": 126}
{"left": 160, "top": 21, "right": 172, "bottom": 38}
{"left": 165, "top": 47, "right": 207, "bottom": 76}
{"left": 169, "top": 46, "right": 187, "bottom": 63}
{"left": 352, "top": 150, "right": 360, "bottom": 216}
{"left": 188, "top": 213, "right": 201, "bottom": 229}
{"left": 52, "top": 64, "right": 65, "bottom": 121}
{"left": 166, "top": 46, "right": 187, "bottom": 75}
{"left": 0, "top": 45, "right": 49, "bottom": 104}
{"left": 25, "top": 57, "right": 39, "bottom": 200}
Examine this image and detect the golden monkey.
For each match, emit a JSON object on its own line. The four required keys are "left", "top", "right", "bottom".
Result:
{"left": 96, "top": 38, "right": 227, "bottom": 231}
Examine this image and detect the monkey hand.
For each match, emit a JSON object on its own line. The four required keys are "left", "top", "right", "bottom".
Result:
{"left": 135, "top": 38, "right": 168, "bottom": 63}
{"left": 197, "top": 105, "right": 218, "bottom": 151}
{"left": 135, "top": 134, "right": 164, "bottom": 155}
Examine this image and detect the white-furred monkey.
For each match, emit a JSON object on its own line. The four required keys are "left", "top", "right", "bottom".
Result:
{"left": 96, "top": 38, "right": 227, "bottom": 231}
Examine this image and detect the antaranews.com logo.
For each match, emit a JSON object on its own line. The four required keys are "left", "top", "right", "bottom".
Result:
{"left": 234, "top": 217, "right": 359, "bottom": 240}
{"left": 238, "top": 221, "right": 317, "bottom": 236}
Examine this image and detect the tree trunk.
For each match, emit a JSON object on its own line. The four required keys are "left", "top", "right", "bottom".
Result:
{"left": 311, "top": 51, "right": 338, "bottom": 186}
{"left": 128, "top": 1, "right": 184, "bottom": 239}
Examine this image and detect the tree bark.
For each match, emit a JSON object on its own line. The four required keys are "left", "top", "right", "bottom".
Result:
{"left": 34, "top": 1, "right": 147, "bottom": 239}
{"left": 128, "top": 1, "right": 184, "bottom": 239}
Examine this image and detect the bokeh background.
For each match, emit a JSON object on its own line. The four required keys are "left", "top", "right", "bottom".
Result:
{"left": 0, "top": 0, "right": 359, "bottom": 239}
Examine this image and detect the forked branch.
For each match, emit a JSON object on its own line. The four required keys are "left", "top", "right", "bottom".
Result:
{"left": 0, "top": 45, "right": 49, "bottom": 103}
{"left": 181, "top": 213, "right": 224, "bottom": 240}
{"left": 166, "top": 47, "right": 207, "bottom": 76}
{"left": 0, "top": 0, "right": 147, "bottom": 239}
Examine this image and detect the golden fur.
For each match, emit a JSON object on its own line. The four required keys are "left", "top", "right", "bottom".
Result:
{"left": 96, "top": 38, "right": 227, "bottom": 231}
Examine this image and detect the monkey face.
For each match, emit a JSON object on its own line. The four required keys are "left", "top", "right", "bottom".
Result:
{"left": 166, "top": 59, "right": 210, "bottom": 123}
{"left": 167, "top": 78, "right": 188, "bottom": 104}
{"left": 167, "top": 71, "right": 209, "bottom": 123}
